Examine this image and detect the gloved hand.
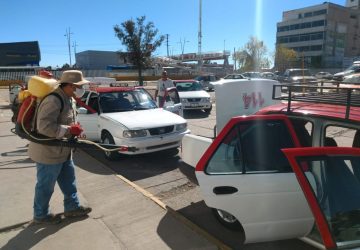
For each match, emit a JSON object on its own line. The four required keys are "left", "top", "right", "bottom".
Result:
{"left": 69, "top": 123, "right": 83, "bottom": 137}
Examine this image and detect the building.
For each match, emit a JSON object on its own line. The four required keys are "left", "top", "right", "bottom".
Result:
{"left": 75, "top": 50, "right": 131, "bottom": 70}
{"left": 0, "top": 41, "right": 40, "bottom": 66}
{"left": 276, "top": 1, "right": 360, "bottom": 68}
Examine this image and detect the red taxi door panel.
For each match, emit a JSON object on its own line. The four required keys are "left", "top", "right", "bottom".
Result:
{"left": 283, "top": 147, "right": 360, "bottom": 250}
{"left": 195, "top": 115, "right": 315, "bottom": 243}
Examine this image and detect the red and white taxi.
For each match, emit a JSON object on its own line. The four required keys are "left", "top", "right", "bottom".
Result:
{"left": 196, "top": 85, "right": 360, "bottom": 249}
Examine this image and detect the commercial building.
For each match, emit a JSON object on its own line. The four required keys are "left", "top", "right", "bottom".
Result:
{"left": 276, "top": 0, "right": 360, "bottom": 68}
{"left": 0, "top": 41, "right": 40, "bottom": 66}
{"left": 75, "top": 50, "right": 131, "bottom": 70}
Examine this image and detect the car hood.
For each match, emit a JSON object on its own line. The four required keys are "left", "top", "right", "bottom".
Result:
{"left": 334, "top": 70, "right": 353, "bottom": 77}
{"left": 101, "top": 108, "right": 186, "bottom": 129}
{"left": 178, "top": 90, "right": 210, "bottom": 98}
{"left": 292, "top": 76, "right": 317, "bottom": 81}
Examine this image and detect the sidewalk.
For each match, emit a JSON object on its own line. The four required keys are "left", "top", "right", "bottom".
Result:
{"left": 0, "top": 96, "right": 217, "bottom": 249}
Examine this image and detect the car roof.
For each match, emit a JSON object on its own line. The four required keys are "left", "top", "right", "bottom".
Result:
{"left": 257, "top": 102, "right": 360, "bottom": 123}
{"left": 94, "top": 87, "right": 136, "bottom": 93}
{"left": 174, "top": 79, "right": 196, "bottom": 82}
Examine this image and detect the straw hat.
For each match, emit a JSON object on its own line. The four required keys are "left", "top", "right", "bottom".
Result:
{"left": 58, "top": 70, "right": 89, "bottom": 85}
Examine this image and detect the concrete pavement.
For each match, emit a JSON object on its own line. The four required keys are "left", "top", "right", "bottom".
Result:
{"left": 0, "top": 93, "right": 219, "bottom": 249}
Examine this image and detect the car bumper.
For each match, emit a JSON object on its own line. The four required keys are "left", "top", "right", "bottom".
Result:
{"left": 113, "top": 129, "right": 190, "bottom": 155}
{"left": 182, "top": 103, "right": 212, "bottom": 110}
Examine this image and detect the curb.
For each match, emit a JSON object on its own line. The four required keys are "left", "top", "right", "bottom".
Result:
{"left": 86, "top": 151, "right": 231, "bottom": 250}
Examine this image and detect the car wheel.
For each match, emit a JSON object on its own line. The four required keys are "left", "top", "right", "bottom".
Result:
{"left": 212, "top": 208, "right": 242, "bottom": 231}
{"left": 102, "top": 132, "right": 120, "bottom": 160}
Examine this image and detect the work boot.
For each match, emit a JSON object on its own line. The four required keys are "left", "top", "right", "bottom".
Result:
{"left": 33, "top": 213, "right": 62, "bottom": 225}
{"left": 64, "top": 206, "right": 92, "bottom": 218}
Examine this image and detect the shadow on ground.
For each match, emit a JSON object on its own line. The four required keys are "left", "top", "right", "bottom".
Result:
{"left": 1, "top": 216, "right": 88, "bottom": 250}
{"left": 80, "top": 148, "right": 181, "bottom": 181}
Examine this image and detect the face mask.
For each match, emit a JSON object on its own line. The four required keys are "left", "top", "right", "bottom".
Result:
{"left": 75, "top": 87, "right": 85, "bottom": 98}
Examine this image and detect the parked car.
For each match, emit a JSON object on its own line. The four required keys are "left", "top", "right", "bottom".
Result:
{"left": 173, "top": 80, "right": 212, "bottom": 113}
{"left": 194, "top": 75, "right": 218, "bottom": 91}
{"left": 281, "top": 68, "right": 318, "bottom": 86}
{"left": 260, "top": 72, "right": 277, "bottom": 80}
{"left": 242, "top": 71, "right": 261, "bottom": 78}
{"left": 194, "top": 84, "right": 360, "bottom": 249}
{"left": 333, "top": 63, "right": 360, "bottom": 81}
{"left": 76, "top": 86, "right": 189, "bottom": 160}
{"left": 342, "top": 73, "right": 360, "bottom": 85}
{"left": 222, "top": 74, "right": 245, "bottom": 80}
{"left": 315, "top": 71, "right": 333, "bottom": 80}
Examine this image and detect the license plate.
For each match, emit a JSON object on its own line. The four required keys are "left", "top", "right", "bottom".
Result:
{"left": 190, "top": 103, "right": 199, "bottom": 107}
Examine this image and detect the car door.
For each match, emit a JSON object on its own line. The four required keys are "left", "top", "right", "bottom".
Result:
{"left": 77, "top": 92, "right": 100, "bottom": 141}
{"left": 283, "top": 147, "right": 360, "bottom": 250}
{"left": 162, "top": 87, "right": 183, "bottom": 117}
{"left": 196, "top": 114, "right": 315, "bottom": 243}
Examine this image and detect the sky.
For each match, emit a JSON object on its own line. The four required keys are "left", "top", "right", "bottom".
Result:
{"left": 1, "top": 0, "right": 346, "bottom": 67}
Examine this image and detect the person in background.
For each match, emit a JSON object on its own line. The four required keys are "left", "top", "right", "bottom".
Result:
{"left": 155, "top": 71, "right": 174, "bottom": 107}
{"left": 28, "top": 70, "right": 91, "bottom": 224}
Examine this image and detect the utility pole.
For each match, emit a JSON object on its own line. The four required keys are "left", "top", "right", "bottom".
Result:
{"left": 72, "top": 41, "right": 77, "bottom": 66}
{"left": 198, "top": 0, "right": 202, "bottom": 71}
{"left": 179, "top": 38, "right": 189, "bottom": 61}
{"left": 166, "top": 34, "right": 169, "bottom": 57}
{"left": 234, "top": 47, "right": 236, "bottom": 71}
{"left": 64, "top": 27, "right": 73, "bottom": 66}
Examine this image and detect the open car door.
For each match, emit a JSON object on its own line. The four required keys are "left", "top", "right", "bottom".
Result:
{"left": 283, "top": 147, "right": 360, "bottom": 250}
{"left": 161, "top": 87, "right": 183, "bottom": 117}
{"left": 196, "top": 114, "right": 315, "bottom": 243}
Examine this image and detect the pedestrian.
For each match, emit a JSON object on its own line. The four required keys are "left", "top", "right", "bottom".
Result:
{"left": 28, "top": 70, "right": 92, "bottom": 224}
{"left": 155, "top": 71, "right": 174, "bottom": 107}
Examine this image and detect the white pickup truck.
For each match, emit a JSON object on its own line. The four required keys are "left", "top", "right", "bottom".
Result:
{"left": 77, "top": 86, "right": 189, "bottom": 160}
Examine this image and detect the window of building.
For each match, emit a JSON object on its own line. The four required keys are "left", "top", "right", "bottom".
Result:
{"left": 304, "top": 12, "right": 313, "bottom": 17}
{"left": 289, "top": 36, "right": 299, "bottom": 43}
{"left": 310, "top": 45, "right": 323, "bottom": 51}
{"left": 300, "top": 34, "right": 311, "bottom": 41}
{"left": 312, "top": 20, "right": 325, "bottom": 27}
{"left": 290, "top": 24, "right": 300, "bottom": 30}
{"left": 313, "top": 9, "right": 327, "bottom": 16}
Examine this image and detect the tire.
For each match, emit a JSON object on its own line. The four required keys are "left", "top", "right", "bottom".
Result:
{"left": 102, "top": 132, "right": 120, "bottom": 160}
{"left": 212, "top": 208, "right": 242, "bottom": 231}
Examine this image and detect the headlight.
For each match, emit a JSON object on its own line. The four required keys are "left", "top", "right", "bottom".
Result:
{"left": 181, "top": 98, "right": 187, "bottom": 103}
{"left": 123, "top": 129, "right": 147, "bottom": 138}
{"left": 202, "top": 97, "right": 210, "bottom": 102}
{"left": 176, "top": 123, "right": 187, "bottom": 131}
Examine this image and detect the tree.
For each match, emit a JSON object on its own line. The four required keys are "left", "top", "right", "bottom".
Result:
{"left": 114, "top": 16, "right": 165, "bottom": 85}
{"left": 235, "top": 37, "right": 269, "bottom": 72}
{"left": 274, "top": 45, "right": 298, "bottom": 73}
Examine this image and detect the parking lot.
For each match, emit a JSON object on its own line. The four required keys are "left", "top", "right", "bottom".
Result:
{"left": 0, "top": 88, "right": 316, "bottom": 249}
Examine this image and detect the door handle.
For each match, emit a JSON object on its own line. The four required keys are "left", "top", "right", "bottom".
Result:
{"left": 213, "top": 186, "right": 238, "bottom": 195}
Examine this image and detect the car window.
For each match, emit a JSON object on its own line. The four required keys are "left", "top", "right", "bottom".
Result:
{"left": 87, "top": 92, "right": 99, "bottom": 113}
{"left": 325, "top": 126, "right": 358, "bottom": 147}
{"left": 297, "top": 155, "right": 360, "bottom": 248}
{"left": 206, "top": 119, "right": 295, "bottom": 175}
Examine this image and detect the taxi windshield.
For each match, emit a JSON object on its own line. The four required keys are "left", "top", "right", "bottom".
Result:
{"left": 175, "top": 81, "right": 203, "bottom": 92}
{"left": 99, "top": 89, "right": 157, "bottom": 113}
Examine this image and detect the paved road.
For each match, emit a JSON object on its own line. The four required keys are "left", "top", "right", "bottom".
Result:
{"left": 0, "top": 88, "right": 315, "bottom": 250}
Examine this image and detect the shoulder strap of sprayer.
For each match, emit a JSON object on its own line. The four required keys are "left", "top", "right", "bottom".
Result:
{"left": 32, "top": 93, "right": 64, "bottom": 132}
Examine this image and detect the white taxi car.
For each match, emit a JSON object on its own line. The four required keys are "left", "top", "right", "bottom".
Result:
{"left": 77, "top": 86, "right": 189, "bottom": 160}
{"left": 174, "top": 80, "right": 212, "bottom": 113}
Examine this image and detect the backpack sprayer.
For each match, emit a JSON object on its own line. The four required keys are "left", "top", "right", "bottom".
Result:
{"left": 13, "top": 75, "right": 135, "bottom": 153}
